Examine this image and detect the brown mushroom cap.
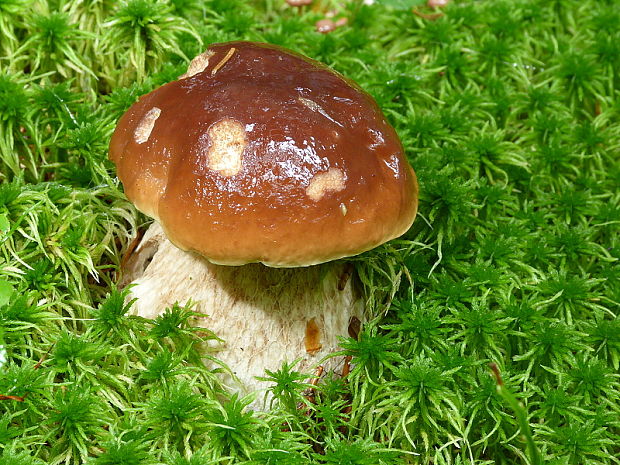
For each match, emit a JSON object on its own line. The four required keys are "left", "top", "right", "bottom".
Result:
{"left": 109, "top": 41, "right": 418, "bottom": 267}
{"left": 315, "top": 18, "right": 337, "bottom": 33}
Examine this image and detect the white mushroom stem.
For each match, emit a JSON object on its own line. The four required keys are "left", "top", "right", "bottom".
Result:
{"left": 121, "top": 222, "right": 364, "bottom": 408}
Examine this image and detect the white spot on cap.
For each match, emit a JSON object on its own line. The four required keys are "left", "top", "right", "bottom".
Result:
{"left": 340, "top": 202, "right": 347, "bottom": 216}
{"left": 134, "top": 107, "right": 161, "bottom": 144}
{"left": 207, "top": 118, "right": 246, "bottom": 176}
{"left": 180, "top": 49, "right": 215, "bottom": 79}
{"left": 306, "top": 168, "right": 345, "bottom": 201}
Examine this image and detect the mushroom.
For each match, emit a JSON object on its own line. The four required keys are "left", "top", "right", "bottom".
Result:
{"left": 286, "top": 0, "right": 312, "bottom": 6}
{"left": 109, "top": 41, "right": 418, "bottom": 407}
{"left": 427, "top": 0, "right": 450, "bottom": 7}
{"left": 315, "top": 18, "right": 337, "bottom": 33}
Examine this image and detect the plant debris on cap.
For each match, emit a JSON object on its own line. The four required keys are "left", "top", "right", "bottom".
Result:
{"left": 109, "top": 41, "right": 418, "bottom": 267}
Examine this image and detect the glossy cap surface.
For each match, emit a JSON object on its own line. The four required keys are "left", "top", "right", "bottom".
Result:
{"left": 109, "top": 41, "right": 418, "bottom": 267}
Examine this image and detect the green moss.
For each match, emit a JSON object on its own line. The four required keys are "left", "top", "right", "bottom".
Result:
{"left": 0, "top": 0, "right": 619, "bottom": 463}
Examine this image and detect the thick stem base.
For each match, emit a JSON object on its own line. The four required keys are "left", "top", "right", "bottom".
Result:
{"left": 121, "top": 223, "right": 363, "bottom": 408}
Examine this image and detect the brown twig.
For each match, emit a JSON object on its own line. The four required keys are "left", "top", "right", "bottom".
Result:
{"left": 120, "top": 229, "right": 145, "bottom": 272}
{"left": 489, "top": 362, "right": 504, "bottom": 386}
{"left": 0, "top": 395, "right": 26, "bottom": 402}
{"left": 304, "top": 365, "right": 324, "bottom": 406}
{"left": 413, "top": 8, "right": 444, "bottom": 20}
